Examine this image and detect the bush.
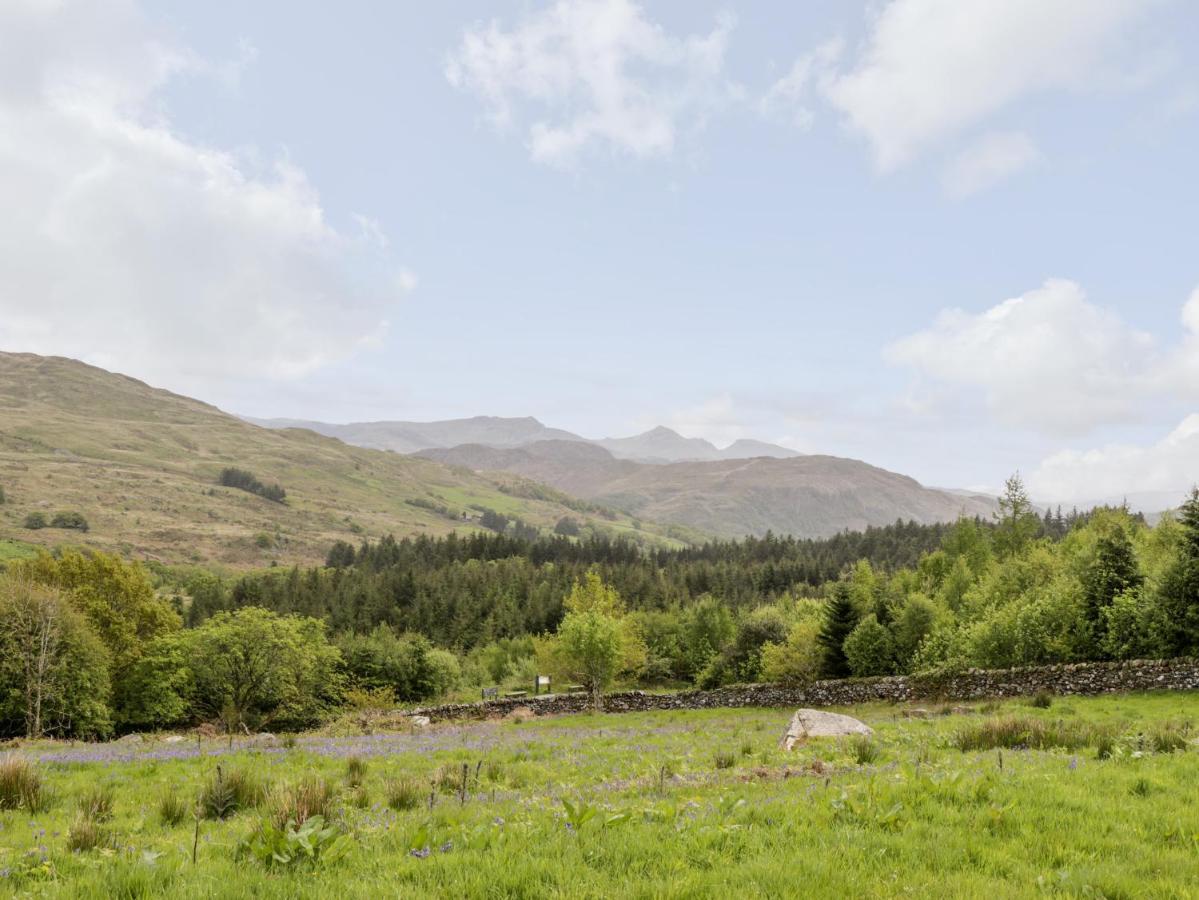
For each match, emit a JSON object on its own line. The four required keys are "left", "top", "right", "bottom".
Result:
{"left": 50, "top": 511, "right": 89, "bottom": 532}
{"left": 0, "top": 754, "right": 44, "bottom": 811}
{"left": 218, "top": 467, "right": 286, "bottom": 503}
{"left": 23, "top": 512, "right": 46, "bottom": 530}
{"left": 761, "top": 620, "right": 822, "bottom": 685}
{"left": 1027, "top": 690, "right": 1054, "bottom": 709}
{"left": 238, "top": 815, "right": 352, "bottom": 870}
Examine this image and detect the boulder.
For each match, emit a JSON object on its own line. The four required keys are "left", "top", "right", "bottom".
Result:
{"left": 408, "top": 715, "right": 431, "bottom": 729}
{"left": 117, "top": 733, "right": 143, "bottom": 744}
{"left": 780, "top": 709, "right": 872, "bottom": 750}
{"left": 163, "top": 735, "right": 185, "bottom": 744}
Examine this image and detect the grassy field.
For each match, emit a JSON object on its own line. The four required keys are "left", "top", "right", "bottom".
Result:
{"left": 0, "top": 353, "right": 690, "bottom": 567}
{"left": 1, "top": 692, "right": 1197, "bottom": 898}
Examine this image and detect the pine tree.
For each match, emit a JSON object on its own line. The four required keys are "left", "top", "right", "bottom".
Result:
{"left": 817, "top": 582, "right": 860, "bottom": 678}
{"left": 1158, "top": 489, "right": 1199, "bottom": 656}
{"left": 1082, "top": 521, "right": 1142, "bottom": 651}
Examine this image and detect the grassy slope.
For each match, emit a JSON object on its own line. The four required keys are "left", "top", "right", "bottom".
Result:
{"left": 3, "top": 692, "right": 1198, "bottom": 897}
{"left": 0, "top": 353, "right": 688, "bottom": 566}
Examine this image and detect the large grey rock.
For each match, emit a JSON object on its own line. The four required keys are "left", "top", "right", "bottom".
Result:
{"left": 780, "top": 709, "right": 873, "bottom": 750}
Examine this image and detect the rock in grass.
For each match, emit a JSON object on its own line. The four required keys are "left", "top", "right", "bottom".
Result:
{"left": 780, "top": 709, "right": 872, "bottom": 750}
{"left": 408, "top": 715, "right": 431, "bottom": 729}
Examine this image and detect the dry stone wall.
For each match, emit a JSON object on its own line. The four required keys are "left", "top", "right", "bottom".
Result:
{"left": 409, "top": 658, "right": 1199, "bottom": 723}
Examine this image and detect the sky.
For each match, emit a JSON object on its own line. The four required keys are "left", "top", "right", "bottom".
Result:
{"left": 1, "top": 0, "right": 1197, "bottom": 504}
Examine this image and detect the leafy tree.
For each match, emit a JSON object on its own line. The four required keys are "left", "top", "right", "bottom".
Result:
{"left": 703, "top": 606, "right": 789, "bottom": 686}
{"left": 554, "top": 571, "right": 640, "bottom": 707}
{"left": 817, "top": 583, "right": 859, "bottom": 678}
{"left": 892, "top": 593, "right": 939, "bottom": 667}
{"left": 127, "top": 608, "right": 343, "bottom": 732}
{"left": 0, "top": 577, "right": 111, "bottom": 739}
{"left": 10, "top": 550, "right": 179, "bottom": 683}
{"left": 843, "top": 614, "right": 896, "bottom": 677}
{"left": 554, "top": 517, "right": 581, "bottom": 537}
{"left": 336, "top": 626, "right": 442, "bottom": 702}
{"left": 677, "top": 596, "right": 735, "bottom": 681}
{"left": 1155, "top": 489, "right": 1199, "bottom": 656}
{"left": 993, "top": 473, "right": 1040, "bottom": 559}
{"left": 761, "top": 619, "right": 822, "bottom": 685}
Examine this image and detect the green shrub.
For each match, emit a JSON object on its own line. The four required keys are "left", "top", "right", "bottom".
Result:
{"left": 236, "top": 815, "right": 352, "bottom": 870}
{"left": 50, "top": 511, "right": 89, "bottom": 532}
{"left": 0, "top": 754, "right": 44, "bottom": 812}
{"left": 218, "top": 468, "right": 286, "bottom": 503}
{"left": 843, "top": 614, "right": 896, "bottom": 677}
{"left": 23, "top": 512, "right": 47, "bottom": 530}
{"left": 1027, "top": 691, "right": 1054, "bottom": 709}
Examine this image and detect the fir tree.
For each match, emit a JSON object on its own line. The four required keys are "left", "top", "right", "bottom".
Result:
{"left": 817, "top": 582, "right": 859, "bottom": 678}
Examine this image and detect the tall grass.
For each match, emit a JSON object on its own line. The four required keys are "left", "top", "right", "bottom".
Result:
{"left": 951, "top": 716, "right": 1105, "bottom": 752}
{"left": 199, "top": 767, "right": 266, "bottom": 819}
{"left": 0, "top": 754, "right": 44, "bottom": 812}
{"left": 270, "top": 776, "right": 337, "bottom": 829}
{"left": 385, "top": 777, "right": 424, "bottom": 811}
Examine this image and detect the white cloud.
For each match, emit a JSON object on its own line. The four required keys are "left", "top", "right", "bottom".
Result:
{"left": 758, "top": 39, "right": 842, "bottom": 128}
{"left": 943, "top": 131, "right": 1041, "bottom": 197}
{"left": 818, "top": 0, "right": 1149, "bottom": 170}
{"left": 0, "top": 0, "right": 410, "bottom": 391}
{"left": 445, "top": 0, "right": 737, "bottom": 167}
{"left": 1029, "top": 415, "right": 1199, "bottom": 503}
{"left": 886, "top": 279, "right": 1162, "bottom": 435}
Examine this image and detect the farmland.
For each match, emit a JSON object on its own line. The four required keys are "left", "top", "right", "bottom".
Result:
{"left": 2, "top": 691, "right": 1197, "bottom": 898}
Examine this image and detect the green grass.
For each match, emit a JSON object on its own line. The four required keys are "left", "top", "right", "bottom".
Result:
{"left": 0, "top": 539, "right": 39, "bottom": 563}
{"left": 1, "top": 692, "right": 1198, "bottom": 897}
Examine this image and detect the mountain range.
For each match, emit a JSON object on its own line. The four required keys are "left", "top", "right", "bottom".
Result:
{"left": 246, "top": 416, "right": 802, "bottom": 463}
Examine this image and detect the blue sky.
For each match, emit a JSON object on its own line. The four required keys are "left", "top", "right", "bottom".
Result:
{"left": 2, "top": 1, "right": 1197, "bottom": 503}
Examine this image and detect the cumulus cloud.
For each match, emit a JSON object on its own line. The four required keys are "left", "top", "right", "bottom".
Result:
{"left": 1029, "top": 415, "right": 1199, "bottom": 503}
{"left": 943, "top": 131, "right": 1042, "bottom": 197}
{"left": 809, "top": 0, "right": 1148, "bottom": 171}
{"left": 758, "top": 39, "right": 842, "bottom": 128}
{"left": 445, "top": 0, "right": 737, "bottom": 167}
{"left": 886, "top": 279, "right": 1163, "bottom": 435}
{"left": 0, "top": 0, "right": 412, "bottom": 392}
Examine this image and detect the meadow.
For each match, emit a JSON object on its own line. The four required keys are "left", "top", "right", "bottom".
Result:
{"left": 1, "top": 691, "right": 1197, "bottom": 898}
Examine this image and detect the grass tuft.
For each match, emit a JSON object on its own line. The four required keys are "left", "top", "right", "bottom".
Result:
{"left": 269, "top": 776, "right": 337, "bottom": 829}
{"left": 385, "top": 777, "right": 425, "bottom": 811}
{"left": 346, "top": 756, "right": 368, "bottom": 788}
{"left": 0, "top": 754, "right": 44, "bottom": 812}
{"left": 714, "top": 751, "right": 736, "bottom": 770}
{"left": 158, "top": 789, "right": 191, "bottom": 827}
{"left": 200, "top": 767, "right": 266, "bottom": 819}
{"left": 848, "top": 734, "right": 881, "bottom": 765}
{"left": 77, "top": 783, "right": 115, "bottom": 822}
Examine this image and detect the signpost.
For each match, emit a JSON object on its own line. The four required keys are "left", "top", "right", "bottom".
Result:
{"left": 534, "top": 675, "right": 551, "bottom": 695}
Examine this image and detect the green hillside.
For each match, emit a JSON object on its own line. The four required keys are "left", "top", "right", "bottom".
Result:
{"left": 0, "top": 353, "right": 692, "bottom": 566}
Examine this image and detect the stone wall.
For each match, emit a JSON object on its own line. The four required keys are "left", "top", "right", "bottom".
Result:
{"left": 409, "top": 658, "right": 1199, "bottom": 723}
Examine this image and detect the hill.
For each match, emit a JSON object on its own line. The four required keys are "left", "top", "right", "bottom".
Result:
{"left": 0, "top": 353, "right": 690, "bottom": 566}
{"left": 417, "top": 441, "right": 996, "bottom": 539}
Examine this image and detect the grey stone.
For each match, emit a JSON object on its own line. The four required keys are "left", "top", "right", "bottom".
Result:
{"left": 780, "top": 709, "right": 873, "bottom": 750}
